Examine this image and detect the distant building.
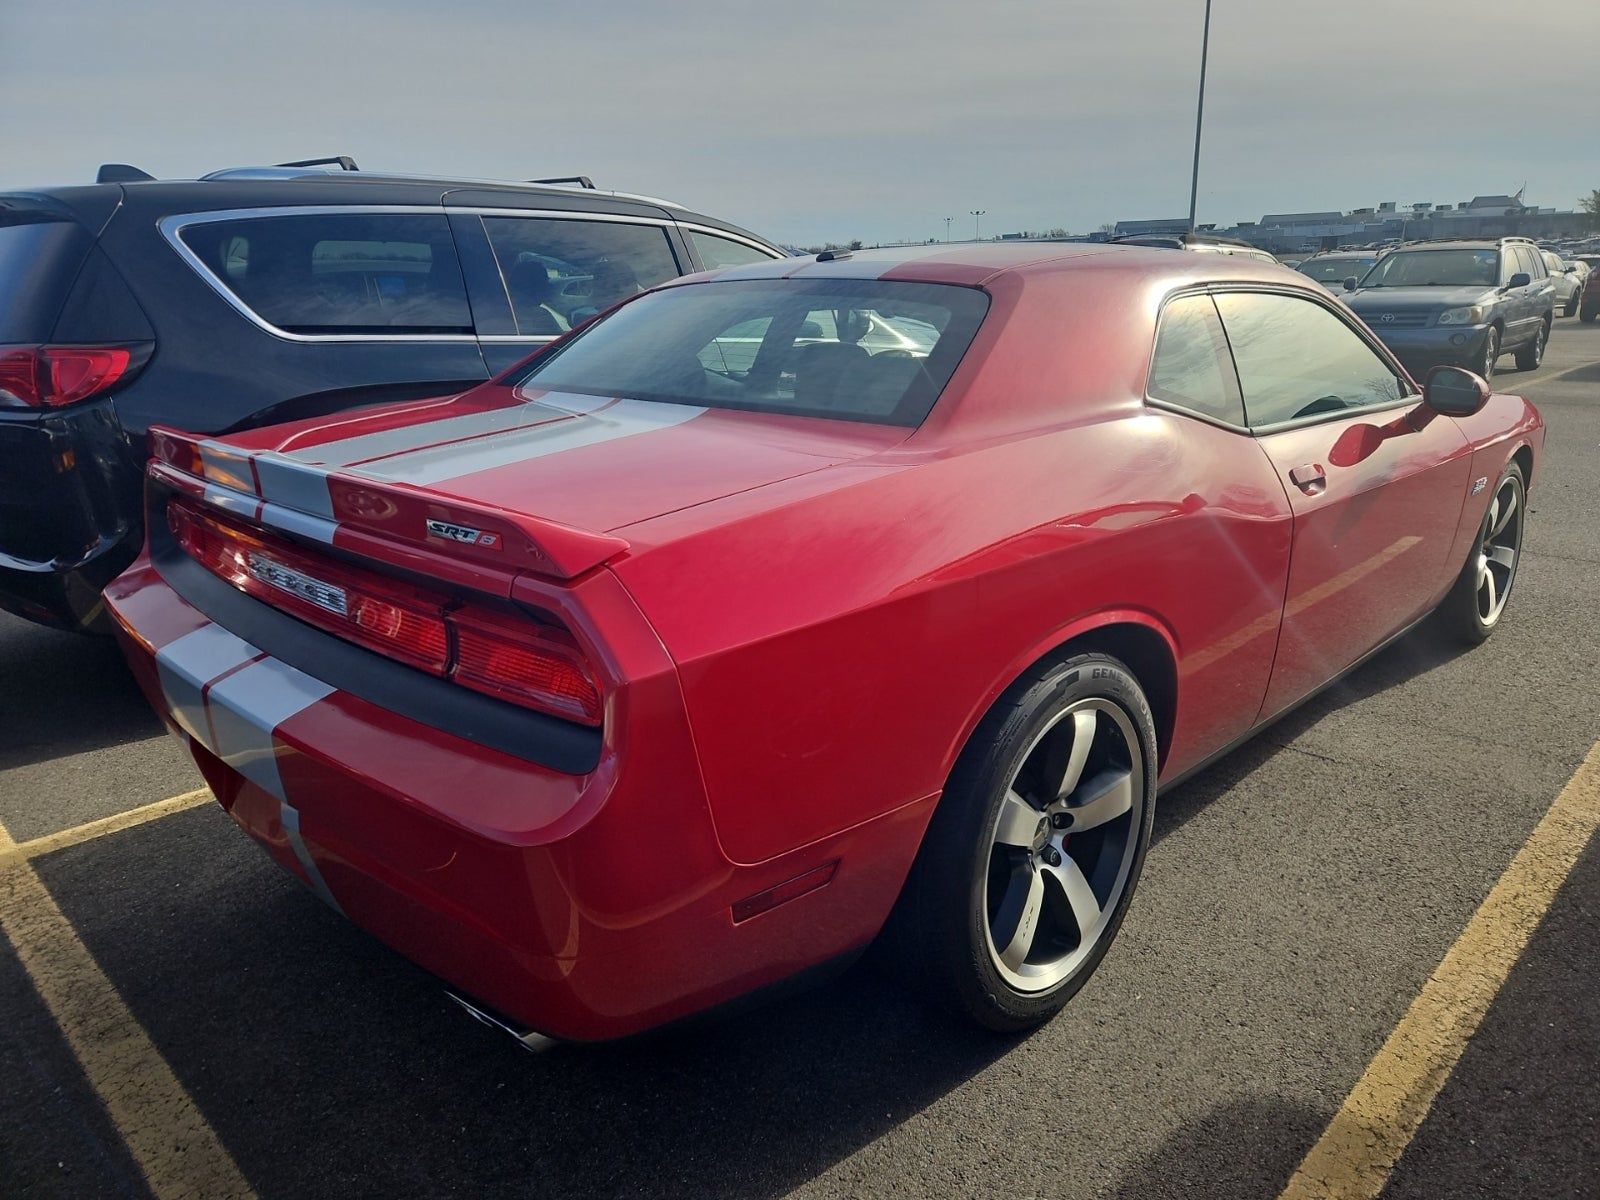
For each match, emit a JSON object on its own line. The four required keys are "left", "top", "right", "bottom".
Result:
{"left": 1112, "top": 217, "right": 1191, "bottom": 237}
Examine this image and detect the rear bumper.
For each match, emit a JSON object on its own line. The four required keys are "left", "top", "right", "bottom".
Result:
{"left": 104, "top": 549, "right": 930, "bottom": 1040}
{"left": 0, "top": 400, "right": 140, "bottom": 630}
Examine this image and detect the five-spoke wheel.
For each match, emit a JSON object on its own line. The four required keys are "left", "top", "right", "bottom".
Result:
{"left": 984, "top": 700, "right": 1143, "bottom": 992}
{"left": 1438, "top": 461, "right": 1526, "bottom": 644}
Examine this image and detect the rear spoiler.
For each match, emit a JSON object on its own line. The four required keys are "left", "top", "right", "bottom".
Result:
{"left": 147, "top": 426, "right": 629, "bottom": 581}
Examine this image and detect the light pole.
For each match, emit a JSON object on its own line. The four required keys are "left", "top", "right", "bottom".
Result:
{"left": 971, "top": 209, "right": 986, "bottom": 240}
{"left": 1187, "top": 0, "right": 1212, "bottom": 234}
{"left": 945, "top": 216, "right": 953, "bottom": 242}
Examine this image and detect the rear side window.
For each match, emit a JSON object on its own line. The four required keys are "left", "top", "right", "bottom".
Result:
{"left": 178, "top": 213, "right": 473, "bottom": 334}
{"left": 0, "top": 213, "right": 94, "bottom": 341}
{"left": 482, "top": 217, "right": 681, "bottom": 337}
{"left": 516, "top": 277, "right": 989, "bottom": 426}
{"left": 688, "top": 230, "right": 776, "bottom": 270}
{"left": 1148, "top": 294, "right": 1244, "bottom": 426}
{"left": 1215, "top": 292, "right": 1405, "bottom": 428}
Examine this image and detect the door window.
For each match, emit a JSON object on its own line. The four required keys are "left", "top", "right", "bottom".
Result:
{"left": 1147, "top": 294, "right": 1245, "bottom": 426}
{"left": 178, "top": 212, "right": 473, "bottom": 334}
{"left": 1214, "top": 292, "right": 1406, "bottom": 428}
{"left": 688, "top": 230, "right": 779, "bottom": 270}
{"left": 481, "top": 217, "right": 680, "bottom": 336}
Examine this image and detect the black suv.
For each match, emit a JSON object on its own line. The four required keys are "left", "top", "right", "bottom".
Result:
{"left": 1341, "top": 237, "right": 1556, "bottom": 381}
{"left": 0, "top": 160, "right": 785, "bottom": 630}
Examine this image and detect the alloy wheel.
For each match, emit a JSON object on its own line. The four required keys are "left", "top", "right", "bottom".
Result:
{"left": 1476, "top": 475, "right": 1523, "bottom": 626}
{"left": 982, "top": 698, "right": 1145, "bottom": 993}
{"left": 1479, "top": 328, "right": 1499, "bottom": 380}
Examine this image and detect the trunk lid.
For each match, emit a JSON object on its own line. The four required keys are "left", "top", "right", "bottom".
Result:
{"left": 155, "top": 383, "right": 907, "bottom": 579}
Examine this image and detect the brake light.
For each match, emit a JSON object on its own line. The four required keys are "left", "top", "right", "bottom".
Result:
{"left": 166, "top": 499, "right": 603, "bottom": 726}
{"left": 452, "top": 608, "right": 602, "bottom": 725}
{"left": 0, "top": 343, "right": 147, "bottom": 409}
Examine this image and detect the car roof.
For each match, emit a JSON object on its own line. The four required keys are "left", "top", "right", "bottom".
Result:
{"left": 5, "top": 172, "right": 775, "bottom": 247}
{"left": 663, "top": 240, "right": 1303, "bottom": 289}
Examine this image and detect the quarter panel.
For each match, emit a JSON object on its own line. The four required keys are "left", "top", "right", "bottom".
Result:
{"left": 616, "top": 409, "right": 1293, "bottom": 864}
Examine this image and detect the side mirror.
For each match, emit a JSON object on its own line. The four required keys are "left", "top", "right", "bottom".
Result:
{"left": 1342, "top": 277, "right": 1358, "bottom": 292}
{"left": 1423, "top": 365, "right": 1491, "bottom": 417}
{"left": 1506, "top": 272, "right": 1531, "bottom": 289}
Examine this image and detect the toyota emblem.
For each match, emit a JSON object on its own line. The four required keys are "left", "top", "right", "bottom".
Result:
{"left": 1379, "top": 313, "right": 1395, "bottom": 323}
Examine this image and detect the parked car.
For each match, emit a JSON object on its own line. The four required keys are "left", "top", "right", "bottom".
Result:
{"left": 1110, "top": 231, "right": 1279, "bottom": 263}
{"left": 0, "top": 158, "right": 784, "bottom": 632}
{"left": 1297, "top": 251, "right": 1379, "bottom": 291}
{"left": 1542, "top": 251, "right": 1586, "bottom": 317}
{"left": 106, "top": 243, "right": 1542, "bottom": 1042}
{"left": 1581, "top": 265, "right": 1600, "bottom": 323}
{"left": 1343, "top": 237, "right": 1557, "bottom": 380}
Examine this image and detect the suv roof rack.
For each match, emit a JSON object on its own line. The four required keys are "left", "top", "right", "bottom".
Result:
{"left": 529, "top": 176, "right": 596, "bottom": 190}
{"left": 1111, "top": 231, "right": 1261, "bottom": 251}
{"left": 275, "top": 156, "right": 360, "bottom": 171}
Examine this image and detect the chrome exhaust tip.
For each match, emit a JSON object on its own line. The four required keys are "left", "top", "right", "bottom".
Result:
{"left": 446, "top": 992, "right": 559, "bottom": 1053}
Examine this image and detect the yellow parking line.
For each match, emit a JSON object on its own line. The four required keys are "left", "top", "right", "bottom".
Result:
{"left": 1279, "top": 739, "right": 1600, "bottom": 1200}
{"left": 0, "top": 813, "right": 255, "bottom": 1200}
{"left": 12, "top": 788, "right": 213, "bottom": 862}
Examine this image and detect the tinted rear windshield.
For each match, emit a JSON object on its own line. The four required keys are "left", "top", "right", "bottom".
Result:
{"left": 177, "top": 212, "right": 473, "bottom": 334}
{"left": 513, "top": 278, "right": 990, "bottom": 426}
{"left": 0, "top": 211, "right": 94, "bottom": 342}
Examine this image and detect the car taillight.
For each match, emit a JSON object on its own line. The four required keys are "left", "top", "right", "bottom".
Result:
{"left": 0, "top": 343, "right": 150, "bottom": 409}
{"left": 452, "top": 608, "right": 602, "bottom": 725}
{"left": 167, "top": 498, "right": 602, "bottom": 725}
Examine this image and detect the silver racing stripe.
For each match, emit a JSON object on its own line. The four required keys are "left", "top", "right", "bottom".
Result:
{"left": 342, "top": 398, "right": 708, "bottom": 487}
{"left": 279, "top": 802, "right": 344, "bottom": 915}
{"left": 281, "top": 392, "right": 620, "bottom": 469}
{"left": 253, "top": 454, "right": 336, "bottom": 518}
{"left": 155, "top": 624, "right": 261, "bottom": 746}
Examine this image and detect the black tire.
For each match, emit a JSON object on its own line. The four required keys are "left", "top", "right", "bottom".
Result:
{"left": 880, "top": 652, "right": 1158, "bottom": 1031}
{"left": 1513, "top": 318, "right": 1549, "bottom": 371}
{"left": 1582, "top": 305, "right": 1598, "bottom": 324}
{"left": 1477, "top": 325, "right": 1500, "bottom": 379}
{"left": 1435, "top": 462, "right": 1526, "bottom": 645}
{"left": 1564, "top": 289, "right": 1580, "bottom": 318}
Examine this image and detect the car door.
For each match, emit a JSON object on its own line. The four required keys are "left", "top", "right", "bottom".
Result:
{"left": 1506, "top": 246, "right": 1545, "bottom": 345}
{"left": 1212, "top": 289, "right": 1474, "bottom": 719}
{"left": 461, "top": 212, "right": 690, "bottom": 373}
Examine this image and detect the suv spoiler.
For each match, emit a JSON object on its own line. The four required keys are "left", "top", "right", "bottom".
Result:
{"left": 147, "top": 426, "right": 630, "bottom": 583}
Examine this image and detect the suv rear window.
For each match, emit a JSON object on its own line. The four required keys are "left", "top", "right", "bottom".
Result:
{"left": 482, "top": 217, "right": 681, "bottom": 337}
{"left": 514, "top": 278, "right": 989, "bottom": 426}
{"left": 178, "top": 213, "right": 473, "bottom": 334}
{"left": 0, "top": 212, "right": 94, "bottom": 341}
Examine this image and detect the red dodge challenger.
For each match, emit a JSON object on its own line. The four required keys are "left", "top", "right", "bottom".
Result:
{"left": 106, "top": 244, "right": 1542, "bottom": 1042}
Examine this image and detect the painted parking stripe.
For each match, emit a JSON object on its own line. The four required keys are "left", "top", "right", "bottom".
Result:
{"left": 0, "top": 815, "right": 257, "bottom": 1199}
{"left": 1278, "top": 738, "right": 1600, "bottom": 1200}
{"left": 349, "top": 398, "right": 708, "bottom": 486}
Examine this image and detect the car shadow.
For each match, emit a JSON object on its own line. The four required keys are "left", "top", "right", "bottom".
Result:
{"left": 1154, "top": 618, "right": 1472, "bottom": 845}
{"left": 0, "top": 615, "right": 164, "bottom": 771}
{"left": 1103, "top": 1095, "right": 1327, "bottom": 1199}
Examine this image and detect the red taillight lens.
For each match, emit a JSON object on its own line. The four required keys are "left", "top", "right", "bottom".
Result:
{"left": 167, "top": 498, "right": 603, "bottom": 726}
{"left": 452, "top": 608, "right": 603, "bottom": 725}
{"left": 168, "top": 500, "right": 450, "bottom": 673}
{"left": 0, "top": 344, "right": 143, "bottom": 409}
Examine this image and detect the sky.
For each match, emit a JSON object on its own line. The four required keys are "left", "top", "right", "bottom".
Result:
{"left": 4, "top": 0, "right": 1597, "bottom": 246}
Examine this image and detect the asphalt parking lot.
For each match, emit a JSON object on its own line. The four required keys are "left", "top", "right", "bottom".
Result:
{"left": 3, "top": 319, "right": 1598, "bottom": 1200}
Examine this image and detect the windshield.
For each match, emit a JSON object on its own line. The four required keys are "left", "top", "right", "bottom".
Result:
{"left": 513, "top": 278, "right": 990, "bottom": 426}
{"left": 1358, "top": 249, "right": 1499, "bottom": 288}
{"left": 1299, "top": 257, "right": 1376, "bottom": 282}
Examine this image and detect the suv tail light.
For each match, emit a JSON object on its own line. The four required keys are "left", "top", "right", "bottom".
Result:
{"left": 0, "top": 342, "right": 153, "bottom": 409}
{"left": 167, "top": 498, "right": 603, "bottom": 726}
